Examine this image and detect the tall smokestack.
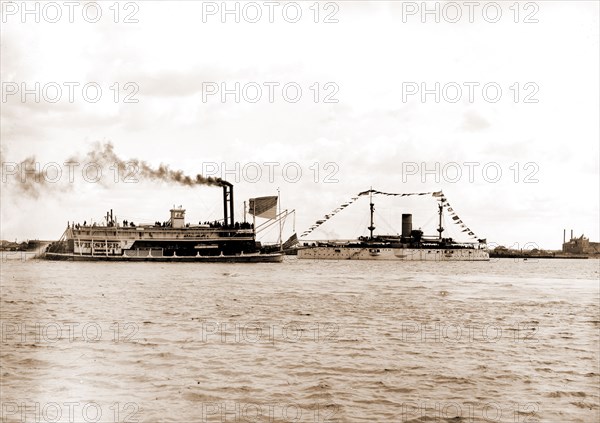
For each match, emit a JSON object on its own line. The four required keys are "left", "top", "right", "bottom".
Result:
{"left": 402, "top": 214, "right": 412, "bottom": 238}
{"left": 222, "top": 182, "right": 234, "bottom": 227}
{"left": 571, "top": 229, "right": 573, "bottom": 240}
{"left": 563, "top": 229, "right": 566, "bottom": 244}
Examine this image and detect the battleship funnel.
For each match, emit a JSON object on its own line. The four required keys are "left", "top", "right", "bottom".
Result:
{"left": 402, "top": 214, "right": 412, "bottom": 238}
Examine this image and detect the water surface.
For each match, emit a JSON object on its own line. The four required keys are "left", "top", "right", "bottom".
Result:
{"left": 1, "top": 257, "right": 598, "bottom": 422}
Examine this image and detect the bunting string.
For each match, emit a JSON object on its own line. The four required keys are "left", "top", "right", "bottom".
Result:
{"left": 300, "top": 196, "right": 361, "bottom": 237}
{"left": 300, "top": 189, "right": 480, "bottom": 240}
{"left": 441, "top": 200, "right": 478, "bottom": 239}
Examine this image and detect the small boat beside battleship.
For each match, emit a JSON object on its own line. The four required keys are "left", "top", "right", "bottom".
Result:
{"left": 43, "top": 183, "right": 284, "bottom": 263}
{"left": 297, "top": 189, "right": 489, "bottom": 261}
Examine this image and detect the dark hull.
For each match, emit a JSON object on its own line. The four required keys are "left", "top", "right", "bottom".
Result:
{"left": 44, "top": 252, "right": 284, "bottom": 263}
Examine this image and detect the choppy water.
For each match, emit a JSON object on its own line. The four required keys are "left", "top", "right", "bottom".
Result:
{"left": 1, "top": 257, "right": 598, "bottom": 423}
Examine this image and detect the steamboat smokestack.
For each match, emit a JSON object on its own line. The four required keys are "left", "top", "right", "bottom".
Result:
{"left": 402, "top": 214, "right": 412, "bottom": 238}
{"left": 571, "top": 229, "right": 573, "bottom": 240}
{"left": 222, "top": 182, "right": 234, "bottom": 227}
{"left": 563, "top": 229, "right": 566, "bottom": 244}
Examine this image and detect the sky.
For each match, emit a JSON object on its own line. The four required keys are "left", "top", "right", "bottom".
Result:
{"left": 1, "top": 0, "right": 599, "bottom": 249}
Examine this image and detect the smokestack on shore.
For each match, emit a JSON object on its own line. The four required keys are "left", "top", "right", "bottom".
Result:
{"left": 563, "top": 229, "right": 566, "bottom": 244}
{"left": 402, "top": 214, "right": 412, "bottom": 238}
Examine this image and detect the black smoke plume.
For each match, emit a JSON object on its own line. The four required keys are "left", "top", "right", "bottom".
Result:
{"left": 3, "top": 142, "right": 228, "bottom": 198}
{"left": 78, "top": 142, "right": 227, "bottom": 187}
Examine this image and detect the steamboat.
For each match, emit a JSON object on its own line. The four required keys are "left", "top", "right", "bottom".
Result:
{"left": 298, "top": 189, "right": 489, "bottom": 261}
{"left": 44, "top": 183, "right": 284, "bottom": 262}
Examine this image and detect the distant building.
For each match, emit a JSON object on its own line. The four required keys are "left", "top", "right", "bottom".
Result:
{"left": 562, "top": 230, "right": 600, "bottom": 255}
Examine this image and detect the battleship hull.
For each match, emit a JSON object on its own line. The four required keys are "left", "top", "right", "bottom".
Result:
{"left": 298, "top": 246, "right": 489, "bottom": 261}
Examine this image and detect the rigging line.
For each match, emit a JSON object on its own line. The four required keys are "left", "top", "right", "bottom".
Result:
{"left": 299, "top": 195, "right": 361, "bottom": 237}
{"left": 353, "top": 214, "right": 369, "bottom": 237}
{"left": 257, "top": 223, "right": 278, "bottom": 242}
{"left": 422, "top": 214, "right": 435, "bottom": 229}
{"left": 373, "top": 210, "right": 397, "bottom": 234}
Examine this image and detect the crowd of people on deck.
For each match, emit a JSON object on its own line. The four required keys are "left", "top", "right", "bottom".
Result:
{"left": 199, "top": 221, "right": 254, "bottom": 229}
{"left": 69, "top": 220, "right": 136, "bottom": 229}
{"left": 70, "top": 221, "right": 92, "bottom": 229}
{"left": 69, "top": 220, "right": 254, "bottom": 230}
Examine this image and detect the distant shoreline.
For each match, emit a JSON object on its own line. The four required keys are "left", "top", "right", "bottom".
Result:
{"left": 489, "top": 252, "right": 594, "bottom": 260}
{"left": 0, "top": 240, "right": 51, "bottom": 252}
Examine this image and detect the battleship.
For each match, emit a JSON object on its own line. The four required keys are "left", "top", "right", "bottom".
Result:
{"left": 44, "top": 183, "right": 284, "bottom": 262}
{"left": 298, "top": 189, "right": 489, "bottom": 261}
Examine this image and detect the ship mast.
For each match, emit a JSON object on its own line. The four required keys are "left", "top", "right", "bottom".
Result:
{"left": 368, "top": 188, "right": 375, "bottom": 240}
{"left": 437, "top": 200, "right": 444, "bottom": 240}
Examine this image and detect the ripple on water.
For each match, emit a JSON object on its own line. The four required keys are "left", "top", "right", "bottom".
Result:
{"left": 0, "top": 258, "right": 598, "bottom": 422}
